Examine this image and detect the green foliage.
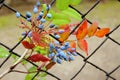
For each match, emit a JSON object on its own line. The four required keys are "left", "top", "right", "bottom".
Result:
{"left": 56, "top": 0, "right": 69, "bottom": 10}
{"left": 34, "top": 46, "right": 49, "bottom": 55}
{"left": 42, "top": 4, "right": 47, "bottom": 14}
{"left": 25, "top": 66, "right": 47, "bottom": 80}
{"left": 0, "top": 47, "right": 9, "bottom": 58}
{"left": 69, "top": 0, "right": 82, "bottom": 6}
{"left": 62, "top": 8, "right": 82, "bottom": 20}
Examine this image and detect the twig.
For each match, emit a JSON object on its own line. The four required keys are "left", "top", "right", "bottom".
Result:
{"left": 0, "top": 49, "right": 29, "bottom": 79}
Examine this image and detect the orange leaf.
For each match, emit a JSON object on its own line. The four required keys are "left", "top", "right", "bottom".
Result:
{"left": 78, "top": 39, "right": 88, "bottom": 56}
{"left": 95, "top": 28, "right": 110, "bottom": 38}
{"left": 68, "top": 41, "right": 76, "bottom": 52}
{"left": 59, "top": 24, "right": 69, "bottom": 29}
{"left": 46, "top": 62, "right": 56, "bottom": 70}
{"left": 88, "top": 22, "right": 98, "bottom": 37}
{"left": 59, "top": 31, "right": 70, "bottom": 42}
{"left": 76, "top": 19, "right": 88, "bottom": 40}
{"left": 22, "top": 41, "right": 35, "bottom": 49}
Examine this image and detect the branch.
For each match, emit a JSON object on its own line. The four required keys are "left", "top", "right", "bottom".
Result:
{"left": 0, "top": 49, "right": 29, "bottom": 79}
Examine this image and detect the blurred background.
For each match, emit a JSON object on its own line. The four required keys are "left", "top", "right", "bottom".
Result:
{"left": 0, "top": 0, "right": 120, "bottom": 80}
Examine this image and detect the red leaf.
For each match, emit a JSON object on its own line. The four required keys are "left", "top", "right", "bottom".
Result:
{"left": 95, "top": 28, "right": 110, "bottom": 38}
{"left": 28, "top": 54, "right": 49, "bottom": 62}
{"left": 22, "top": 41, "right": 35, "bottom": 49}
{"left": 78, "top": 39, "right": 88, "bottom": 56}
{"left": 76, "top": 19, "right": 88, "bottom": 40}
{"left": 88, "top": 22, "right": 98, "bottom": 37}
{"left": 32, "top": 32, "right": 41, "bottom": 43}
{"left": 46, "top": 62, "right": 56, "bottom": 70}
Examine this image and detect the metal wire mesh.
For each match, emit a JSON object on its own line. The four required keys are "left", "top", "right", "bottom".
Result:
{"left": 0, "top": 0, "right": 120, "bottom": 80}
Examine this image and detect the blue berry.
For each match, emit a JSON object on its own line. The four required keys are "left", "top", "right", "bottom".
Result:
{"left": 39, "top": 12, "right": 44, "bottom": 17}
{"left": 59, "top": 30, "right": 64, "bottom": 34}
{"left": 58, "top": 56, "right": 64, "bottom": 60}
{"left": 52, "top": 57, "right": 56, "bottom": 62}
{"left": 64, "top": 57, "right": 69, "bottom": 61}
{"left": 64, "top": 42, "right": 70, "bottom": 46}
{"left": 49, "top": 43, "right": 54, "bottom": 49}
{"left": 26, "top": 12, "right": 32, "bottom": 18}
{"left": 60, "top": 46, "right": 66, "bottom": 50}
{"left": 47, "top": 13, "right": 52, "bottom": 18}
{"left": 71, "top": 48, "right": 76, "bottom": 51}
{"left": 67, "top": 51, "right": 71, "bottom": 55}
{"left": 49, "top": 24, "right": 55, "bottom": 28}
{"left": 46, "top": 5, "right": 51, "bottom": 10}
{"left": 37, "top": 15, "right": 42, "bottom": 20}
{"left": 21, "top": 32, "right": 26, "bottom": 36}
{"left": 16, "top": 12, "right": 20, "bottom": 18}
{"left": 38, "top": 24, "right": 44, "bottom": 29}
{"left": 33, "top": 7, "right": 38, "bottom": 14}
{"left": 40, "top": 18, "right": 46, "bottom": 23}
{"left": 27, "top": 18, "right": 31, "bottom": 22}
{"left": 28, "top": 31, "right": 32, "bottom": 37}
{"left": 56, "top": 49, "right": 62, "bottom": 53}
{"left": 72, "top": 52, "right": 78, "bottom": 56}
{"left": 69, "top": 56, "right": 74, "bottom": 61}
{"left": 36, "top": 1, "right": 40, "bottom": 7}
{"left": 57, "top": 58, "right": 62, "bottom": 64}
{"left": 54, "top": 41, "right": 59, "bottom": 45}
{"left": 55, "top": 35, "right": 60, "bottom": 39}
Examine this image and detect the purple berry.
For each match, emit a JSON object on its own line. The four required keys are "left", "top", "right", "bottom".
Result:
{"left": 49, "top": 43, "right": 54, "bottom": 49}
{"left": 69, "top": 56, "right": 74, "bottom": 61}
{"left": 46, "top": 4, "right": 51, "bottom": 10}
{"left": 60, "top": 46, "right": 66, "bottom": 50}
{"left": 59, "top": 30, "right": 64, "bottom": 34}
{"left": 21, "top": 32, "right": 26, "bottom": 36}
{"left": 27, "top": 18, "right": 31, "bottom": 22}
{"left": 39, "top": 12, "right": 44, "bottom": 17}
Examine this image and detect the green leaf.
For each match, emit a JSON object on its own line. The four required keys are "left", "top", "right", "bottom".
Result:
{"left": 0, "top": 47, "right": 9, "bottom": 58}
{"left": 56, "top": 0, "right": 69, "bottom": 10}
{"left": 69, "top": 0, "right": 82, "bottom": 6}
{"left": 34, "top": 46, "right": 48, "bottom": 55}
{"left": 52, "top": 19, "right": 70, "bottom": 25}
{"left": 25, "top": 66, "right": 37, "bottom": 80}
{"left": 42, "top": 4, "right": 47, "bottom": 14}
{"left": 62, "top": 8, "right": 82, "bottom": 20}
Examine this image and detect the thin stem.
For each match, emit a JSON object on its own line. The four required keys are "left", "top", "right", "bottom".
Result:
{"left": 0, "top": 49, "right": 28, "bottom": 79}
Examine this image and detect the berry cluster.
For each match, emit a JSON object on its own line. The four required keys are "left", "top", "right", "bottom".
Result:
{"left": 48, "top": 41, "right": 78, "bottom": 64}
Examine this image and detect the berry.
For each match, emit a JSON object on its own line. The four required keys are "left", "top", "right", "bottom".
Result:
{"left": 49, "top": 43, "right": 54, "bottom": 49}
{"left": 21, "top": 32, "right": 26, "bottom": 36}
{"left": 69, "top": 56, "right": 74, "bottom": 61}
{"left": 27, "top": 18, "right": 31, "bottom": 22}
{"left": 72, "top": 52, "right": 78, "bottom": 56}
{"left": 64, "top": 42, "right": 70, "bottom": 46}
{"left": 37, "top": 15, "right": 42, "bottom": 20}
{"left": 55, "top": 34, "right": 60, "bottom": 39}
{"left": 67, "top": 51, "right": 71, "bottom": 55}
{"left": 59, "top": 30, "right": 64, "bottom": 34}
{"left": 71, "top": 48, "right": 76, "bottom": 51}
{"left": 47, "top": 13, "right": 52, "bottom": 18}
{"left": 60, "top": 46, "right": 66, "bottom": 50}
{"left": 33, "top": 7, "right": 38, "bottom": 14}
{"left": 28, "top": 31, "right": 32, "bottom": 37}
{"left": 36, "top": 1, "right": 40, "bottom": 7}
{"left": 49, "top": 24, "right": 55, "bottom": 28}
{"left": 54, "top": 41, "right": 59, "bottom": 45}
{"left": 26, "top": 11, "right": 32, "bottom": 18}
{"left": 40, "top": 18, "right": 46, "bottom": 23}
{"left": 52, "top": 57, "right": 56, "bottom": 62}
{"left": 39, "top": 12, "right": 44, "bottom": 17}
{"left": 57, "top": 58, "right": 62, "bottom": 64}
{"left": 38, "top": 24, "right": 44, "bottom": 29}
{"left": 16, "top": 12, "right": 20, "bottom": 18}
{"left": 46, "top": 5, "right": 51, "bottom": 10}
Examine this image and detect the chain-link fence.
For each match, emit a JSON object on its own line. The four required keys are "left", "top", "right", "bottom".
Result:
{"left": 0, "top": 0, "right": 120, "bottom": 80}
